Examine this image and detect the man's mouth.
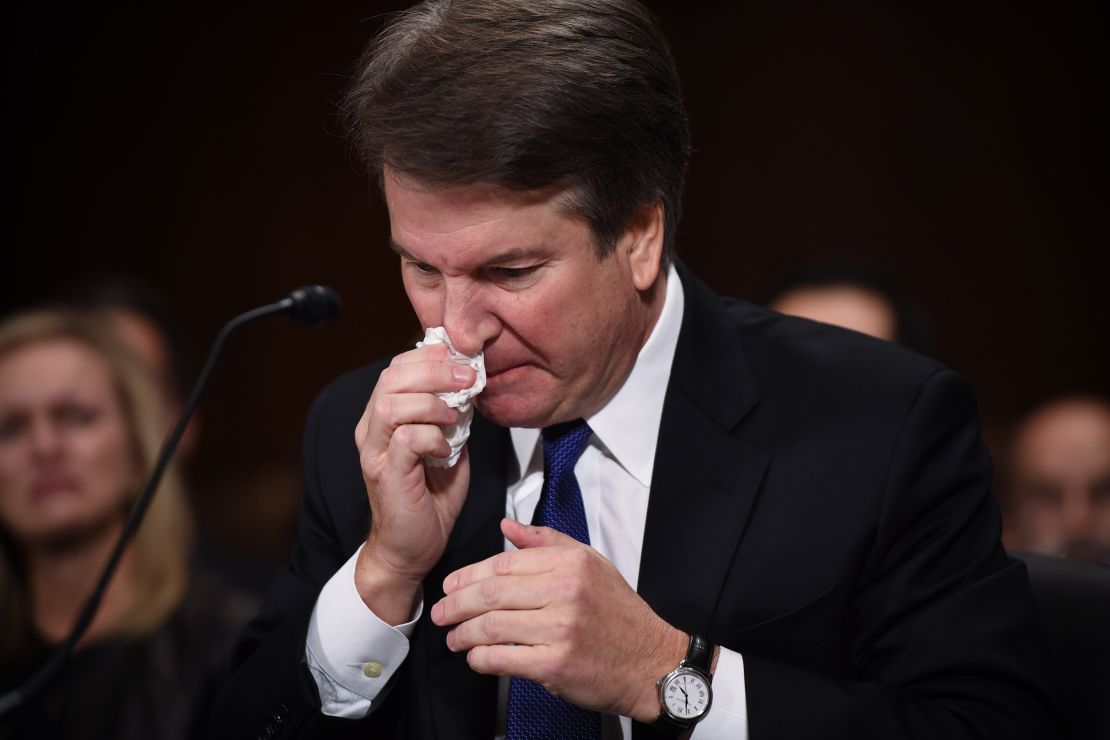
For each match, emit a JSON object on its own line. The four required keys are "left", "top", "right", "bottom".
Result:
{"left": 485, "top": 363, "right": 528, "bottom": 382}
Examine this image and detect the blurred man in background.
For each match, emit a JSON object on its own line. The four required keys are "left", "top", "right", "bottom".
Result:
{"left": 1003, "top": 396, "right": 1110, "bottom": 563}
{"left": 767, "top": 264, "right": 932, "bottom": 355}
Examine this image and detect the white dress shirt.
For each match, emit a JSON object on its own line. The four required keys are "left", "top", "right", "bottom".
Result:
{"left": 305, "top": 265, "right": 749, "bottom": 738}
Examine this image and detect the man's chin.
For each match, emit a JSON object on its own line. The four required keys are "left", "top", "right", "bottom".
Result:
{"left": 474, "top": 391, "right": 567, "bottom": 429}
{"left": 475, "top": 395, "right": 543, "bottom": 429}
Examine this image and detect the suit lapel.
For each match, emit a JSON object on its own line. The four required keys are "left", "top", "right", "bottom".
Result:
{"left": 637, "top": 265, "right": 768, "bottom": 634}
{"left": 420, "top": 412, "right": 507, "bottom": 739}
{"left": 634, "top": 268, "right": 767, "bottom": 740}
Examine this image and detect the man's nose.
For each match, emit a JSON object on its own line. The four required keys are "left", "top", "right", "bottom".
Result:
{"left": 442, "top": 280, "right": 500, "bottom": 356}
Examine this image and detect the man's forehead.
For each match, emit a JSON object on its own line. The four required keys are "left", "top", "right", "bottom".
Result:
{"left": 382, "top": 166, "right": 578, "bottom": 220}
{"left": 389, "top": 237, "right": 547, "bottom": 268}
{"left": 383, "top": 172, "right": 592, "bottom": 268}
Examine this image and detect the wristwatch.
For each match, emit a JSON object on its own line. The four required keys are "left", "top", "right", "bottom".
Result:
{"left": 652, "top": 633, "right": 714, "bottom": 732}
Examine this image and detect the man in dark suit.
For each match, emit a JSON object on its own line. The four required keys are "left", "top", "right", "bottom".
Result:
{"left": 212, "top": 1, "right": 1063, "bottom": 737}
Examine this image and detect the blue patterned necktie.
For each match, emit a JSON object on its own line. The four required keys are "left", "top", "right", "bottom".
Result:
{"left": 505, "top": 420, "right": 601, "bottom": 740}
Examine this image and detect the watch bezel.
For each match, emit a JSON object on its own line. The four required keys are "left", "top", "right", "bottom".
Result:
{"left": 656, "top": 663, "right": 713, "bottom": 725}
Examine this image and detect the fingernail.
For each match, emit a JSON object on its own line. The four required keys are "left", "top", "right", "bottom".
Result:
{"left": 452, "top": 366, "right": 473, "bottom": 383}
{"left": 444, "top": 572, "right": 458, "bottom": 592}
{"left": 431, "top": 601, "right": 443, "bottom": 623}
{"left": 445, "top": 629, "right": 456, "bottom": 651}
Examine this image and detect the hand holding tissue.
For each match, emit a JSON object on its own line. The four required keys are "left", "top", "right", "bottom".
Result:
{"left": 416, "top": 327, "right": 486, "bottom": 467}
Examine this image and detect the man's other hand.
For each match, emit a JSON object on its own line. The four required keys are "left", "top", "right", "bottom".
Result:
{"left": 432, "top": 517, "right": 687, "bottom": 722}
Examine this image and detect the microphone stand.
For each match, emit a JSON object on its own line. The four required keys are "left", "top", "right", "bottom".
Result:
{"left": 0, "top": 287, "right": 338, "bottom": 718}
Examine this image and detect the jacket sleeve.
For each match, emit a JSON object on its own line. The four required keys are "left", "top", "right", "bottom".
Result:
{"left": 742, "top": 370, "right": 1066, "bottom": 739}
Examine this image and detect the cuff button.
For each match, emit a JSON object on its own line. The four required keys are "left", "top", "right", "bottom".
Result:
{"left": 362, "top": 661, "right": 383, "bottom": 678}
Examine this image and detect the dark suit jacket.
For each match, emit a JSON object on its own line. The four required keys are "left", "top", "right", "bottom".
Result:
{"left": 212, "top": 265, "right": 1063, "bottom": 739}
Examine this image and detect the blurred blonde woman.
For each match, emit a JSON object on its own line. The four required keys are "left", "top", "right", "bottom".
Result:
{"left": 0, "top": 310, "right": 251, "bottom": 740}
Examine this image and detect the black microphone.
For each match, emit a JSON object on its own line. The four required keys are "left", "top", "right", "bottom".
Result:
{"left": 281, "top": 285, "right": 342, "bottom": 325}
{"left": 0, "top": 286, "right": 341, "bottom": 718}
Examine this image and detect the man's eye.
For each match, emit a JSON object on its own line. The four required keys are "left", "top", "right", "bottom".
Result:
{"left": 409, "top": 261, "right": 439, "bottom": 276}
{"left": 491, "top": 265, "right": 539, "bottom": 280}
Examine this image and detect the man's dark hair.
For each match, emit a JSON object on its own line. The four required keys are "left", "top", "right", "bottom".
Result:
{"left": 342, "top": 0, "right": 691, "bottom": 262}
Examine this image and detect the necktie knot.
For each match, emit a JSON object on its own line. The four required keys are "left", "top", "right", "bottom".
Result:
{"left": 541, "top": 419, "right": 592, "bottom": 481}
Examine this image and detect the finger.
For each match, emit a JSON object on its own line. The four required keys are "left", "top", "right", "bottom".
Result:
{"left": 363, "top": 393, "right": 460, "bottom": 455}
{"left": 465, "top": 644, "right": 554, "bottom": 685}
{"left": 432, "top": 574, "right": 555, "bottom": 627}
{"left": 377, "top": 359, "right": 476, "bottom": 396}
{"left": 390, "top": 342, "right": 450, "bottom": 365}
{"left": 443, "top": 546, "right": 565, "bottom": 594}
{"left": 383, "top": 423, "right": 452, "bottom": 473}
{"left": 502, "top": 518, "right": 588, "bottom": 551}
{"left": 356, "top": 346, "right": 477, "bottom": 450}
{"left": 445, "top": 608, "right": 550, "bottom": 652}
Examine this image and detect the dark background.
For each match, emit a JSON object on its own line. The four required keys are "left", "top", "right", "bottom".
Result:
{"left": 5, "top": 1, "right": 1108, "bottom": 563}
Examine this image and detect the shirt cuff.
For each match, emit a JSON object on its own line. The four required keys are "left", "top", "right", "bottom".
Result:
{"left": 304, "top": 544, "right": 423, "bottom": 718}
{"left": 690, "top": 647, "right": 748, "bottom": 739}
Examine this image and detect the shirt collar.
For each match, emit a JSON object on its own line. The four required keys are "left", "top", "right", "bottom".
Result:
{"left": 509, "top": 263, "right": 684, "bottom": 487}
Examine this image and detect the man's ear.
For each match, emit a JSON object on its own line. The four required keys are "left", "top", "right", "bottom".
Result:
{"left": 623, "top": 200, "right": 665, "bottom": 291}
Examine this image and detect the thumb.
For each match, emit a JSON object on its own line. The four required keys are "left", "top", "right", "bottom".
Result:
{"left": 500, "top": 517, "right": 584, "bottom": 550}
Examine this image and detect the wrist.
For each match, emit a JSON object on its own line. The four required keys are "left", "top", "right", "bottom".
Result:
{"left": 648, "top": 633, "right": 716, "bottom": 732}
{"left": 631, "top": 625, "right": 688, "bottom": 723}
{"left": 354, "top": 543, "right": 424, "bottom": 626}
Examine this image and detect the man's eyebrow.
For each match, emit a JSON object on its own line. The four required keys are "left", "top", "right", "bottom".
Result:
{"left": 389, "top": 238, "right": 413, "bottom": 259}
{"left": 483, "top": 247, "right": 545, "bottom": 265}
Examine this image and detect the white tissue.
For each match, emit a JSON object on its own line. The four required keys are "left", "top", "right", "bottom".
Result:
{"left": 416, "top": 327, "right": 486, "bottom": 468}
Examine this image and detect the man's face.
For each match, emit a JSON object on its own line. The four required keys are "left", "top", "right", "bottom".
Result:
{"left": 1009, "top": 400, "right": 1110, "bottom": 556}
{"left": 384, "top": 169, "right": 664, "bottom": 428}
{"left": 770, "top": 285, "right": 897, "bottom": 343}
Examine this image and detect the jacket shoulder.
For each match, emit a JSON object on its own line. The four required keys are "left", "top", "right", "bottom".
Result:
{"left": 308, "top": 360, "right": 389, "bottom": 425}
{"left": 299, "top": 359, "right": 391, "bottom": 538}
{"left": 720, "top": 297, "right": 947, "bottom": 400}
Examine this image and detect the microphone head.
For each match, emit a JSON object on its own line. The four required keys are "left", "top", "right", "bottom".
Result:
{"left": 285, "top": 285, "right": 341, "bottom": 325}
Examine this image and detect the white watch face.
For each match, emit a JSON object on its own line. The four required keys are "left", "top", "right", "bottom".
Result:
{"left": 662, "top": 669, "right": 710, "bottom": 720}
